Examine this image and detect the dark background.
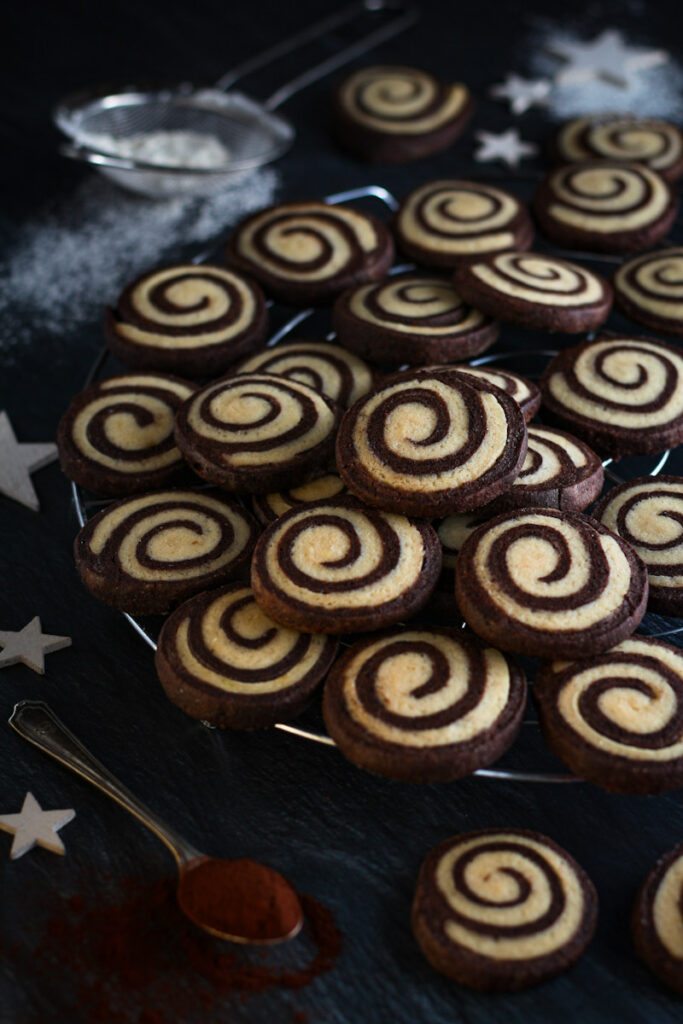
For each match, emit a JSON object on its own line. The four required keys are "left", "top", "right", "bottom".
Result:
{"left": 1, "top": 1, "right": 683, "bottom": 1021}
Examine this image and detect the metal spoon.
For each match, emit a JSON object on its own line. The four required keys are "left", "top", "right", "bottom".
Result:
{"left": 9, "top": 700, "right": 303, "bottom": 945}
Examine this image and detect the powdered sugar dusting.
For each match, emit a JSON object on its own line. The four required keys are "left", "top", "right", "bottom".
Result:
{"left": 0, "top": 168, "right": 279, "bottom": 357}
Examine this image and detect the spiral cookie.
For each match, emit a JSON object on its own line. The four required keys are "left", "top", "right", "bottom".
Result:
{"left": 438, "top": 512, "right": 491, "bottom": 570}
{"left": 331, "top": 66, "right": 473, "bottom": 163}
{"left": 539, "top": 335, "right": 683, "bottom": 457}
{"left": 536, "top": 636, "right": 683, "bottom": 793}
{"left": 74, "top": 489, "right": 259, "bottom": 615}
{"left": 232, "top": 339, "right": 373, "bottom": 407}
{"left": 552, "top": 115, "right": 683, "bottom": 183}
{"left": 632, "top": 842, "right": 683, "bottom": 994}
{"left": 532, "top": 161, "right": 677, "bottom": 254}
{"left": 412, "top": 829, "right": 598, "bottom": 991}
{"left": 336, "top": 369, "right": 528, "bottom": 518}
{"left": 454, "top": 252, "right": 612, "bottom": 333}
{"left": 452, "top": 367, "right": 540, "bottom": 422}
{"left": 332, "top": 274, "right": 499, "bottom": 366}
{"left": 252, "top": 473, "right": 348, "bottom": 526}
{"left": 225, "top": 201, "right": 394, "bottom": 305}
{"left": 250, "top": 498, "right": 442, "bottom": 634}
{"left": 104, "top": 264, "right": 268, "bottom": 377}
{"left": 57, "top": 373, "right": 195, "bottom": 496}
{"left": 174, "top": 373, "right": 341, "bottom": 494}
{"left": 594, "top": 476, "right": 683, "bottom": 617}
{"left": 394, "top": 180, "right": 533, "bottom": 268}
{"left": 155, "top": 583, "right": 338, "bottom": 728}
{"left": 455, "top": 509, "right": 648, "bottom": 659}
{"left": 613, "top": 248, "right": 683, "bottom": 337}
{"left": 322, "top": 628, "right": 526, "bottom": 781}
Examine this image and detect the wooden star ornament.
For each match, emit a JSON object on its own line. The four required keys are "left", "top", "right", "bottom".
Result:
{"left": 0, "top": 617, "right": 72, "bottom": 674}
{"left": 0, "top": 791, "right": 75, "bottom": 859}
{"left": 0, "top": 410, "right": 58, "bottom": 512}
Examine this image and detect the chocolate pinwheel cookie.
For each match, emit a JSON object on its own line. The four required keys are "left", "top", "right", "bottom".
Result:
{"left": 536, "top": 636, "right": 683, "bottom": 793}
{"left": 451, "top": 366, "right": 540, "bottom": 422}
{"left": 412, "top": 829, "right": 598, "bottom": 991}
{"left": 156, "top": 583, "right": 338, "bottom": 728}
{"left": 74, "top": 489, "right": 259, "bottom": 614}
{"left": 174, "top": 373, "right": 340, "bottom": 494}
{"left": 394, "top": 180, "right": 533, "bottom": 267}
{"left": 104, "top": 264, "right": 268, "bottom": 377}
{"left": 57, "top": 373, "right": 195, "bottom": 496}
{"left": 232, "top": 339, "right": 373, "bottom": 408}
{"left": 594, "top": 476, "right": 683, "bottom": 616}
{"left": 632, "top": 841, "right": 683, "bottom": 994}
{"left": 438, "top": 511, "right": 491, "bottom": 569}
{"left": 336, "top": 368, "right": 527, "bottom": 517}
{"left": 322, "top": 628, "right": 526, "bottom": 781}
{"left": 250, "top": 498, "right": 442, "bottom": 634}
{"left": 454, "top": 251, "right": 612, "bottom": 333}
{"left": 332, "top": 274, "right": 499, "bottom": 366}
{"left": 225, "top": 201, "right": 394, "bottom": 305}
{"left": 252, "top": 473, "right": 348, "bottom": 525}
{"left": 551, "top": 114, "right": 683, "bottom": 183}
{"left": 455, "top": 508, "right": 648, "bottom": 659}
{"left": 532, "top": 161, "right": 677, "bottom": 253}
{"left": 613, "top": 248, "right": 683, "bottom": 337}
{"left": 331, "top": 66, "right": 473, "bottom": 163}
{"left": 539, "top": 335, "right": 683, "bottom": 457}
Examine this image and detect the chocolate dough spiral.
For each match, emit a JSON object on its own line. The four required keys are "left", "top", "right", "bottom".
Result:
{"left": 252, "top": 474, "right": 348, "bottom": 525}
{"left": 337, "top": 67, "right": 469, "bottom": 134}
{"left": 466, "top": 252, "right": 606, "bottom": 307}
{"left": 233, "top": 339, "right": 373, "bottom": 407}
{"left": 555, "top": 115, "right": 683, "bottom": 180}
{"left": 536, "top": 636, "right": 683, "bottom": 792}
{"left": 57, "top": 373, "right": 195, "bottom": 496}
{"left": 452, "top": 367, "right": 540, "bottom": 421}
{"left": 614, "top": 248, "right": 683, "bottom": 334}
{"left": 345, "top": 275, "right": 488, "bottom": 335}
{"left": 505, "top": 425, "right": 603, "bottom": 508}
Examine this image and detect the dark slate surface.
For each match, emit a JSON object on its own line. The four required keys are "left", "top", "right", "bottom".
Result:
{"left": 1, "top": 0, "right": 682, "bottom": 1021}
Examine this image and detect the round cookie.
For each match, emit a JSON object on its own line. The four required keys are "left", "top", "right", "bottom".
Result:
{"left": 252, "top": 473, "right": 348, "bottom": 526}
{"left": 74, "top": 489, "right": 259, "bottom": 615}
{"left": 155, "top": 583, "right": 338, "bottom": 729}
{"left": 593, "top": 476, "right": 683, "bottom": 617}
{"left": 613, "top": 248, "right": 683, "bottom": 337}
{"left": 438, "top": 511, "right": 491, "bottom": 570}
{"left": 331, "top": 66, "right": 473, "bottom": 164}
{"left": 225, "top": 201, "right": 394, "bottom": 306}
{"left": 412, "top": 829, "right": 598, "bottom": 991}
{"left": 322, "top": 628, "right": 526, "bottom": 782}
{"left": 336, "top": 368, "right": 528, "bottom": 517}
{"left": 632, "top": 842, "right": 683, "bottom": 994}
{"left": 57, "top": 373, "right": 195, "bottom": 496}
{"left": 332, "top": 274, "right": 499, "bottom": 366}
{"left": 455, "top": 508, "right": 648, "bottom": 659}
{"left": 539, "top": 334, "right": 683, "bottom": 458}
{"left": 551, "top": 115, "right": 683, "bottom": 183}
{"left": 394, "top": 180, "right": 533, "bottom": 268}
{"left": 454, "top": 251, "right": 612, "bottom": 333}
{"left": 232, "top": 339, "right": 373, "bottom": 407}
{"left": 104, "top": 264, "right": 268, "bottom": 377}
{"left": 250, "top": 498, "right": 442, "bottom": 635}
{"left": 174, "top": 373, "right": 341, "bottom": 495}
{"left": 536, "top": 636, "right": 683, "bottom": 793}
{"left": 451, "top": 366, "right": 540, "bottom": 422}
{"left": 532, "top": 161, "right": 678, "bottom": 254}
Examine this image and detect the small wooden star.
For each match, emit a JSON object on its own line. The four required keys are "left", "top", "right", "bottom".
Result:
{"left": 474, "top": 129, "right": 538, "bottom": 168}
{"left": 0, "top": 792, "right": 75, "bottom": 859}
{"left": 548, "top": 30, "right": 668, "bottom": 89}
{"left": 489, "top": 74, "right": 551, "bottom": 115}
{"left": 0, "top": 410, "right": 58, "bottom": 512}
{"left": 0, "top": 617, "right": 72, "bottom": 674}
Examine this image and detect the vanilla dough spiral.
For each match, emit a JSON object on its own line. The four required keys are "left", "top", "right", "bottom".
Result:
{"left": 233, "top": 339, "right": 373, "bottom": 407}
{"left": 614, "top": 248, "right": 683, "bottom": 336}
{"left": 336, "top": 66, "right": 470, "bottom": 136}
{"left": 554, "top": 115, "right": 683, "bottom": 181}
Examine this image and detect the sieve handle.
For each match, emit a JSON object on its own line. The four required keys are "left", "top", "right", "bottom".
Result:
{"left": 214, "top": 0, "right": 419, "bottom": 110}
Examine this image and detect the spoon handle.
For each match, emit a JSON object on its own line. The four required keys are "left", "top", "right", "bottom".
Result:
{"left": 9, "top": 700, "right": 201, "bottom": 867}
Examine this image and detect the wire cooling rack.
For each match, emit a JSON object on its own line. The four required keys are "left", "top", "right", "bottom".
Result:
{"left": 70, "top": 183, "right": 683, "bottom": 784}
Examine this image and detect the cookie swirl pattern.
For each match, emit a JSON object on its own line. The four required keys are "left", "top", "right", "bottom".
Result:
{"left": 233, "top": 339, "right": 373, "bottom": 407}
{"left": 251, "top": 499, "right": 442, "bottom": 634}
{"left": 497, "top": 425, "right": 604, "bottom": 512}
{"left": 155, "top": 583, "right": 338, "bottom": 728}
{"left": 104, "top": 264, "right": 267, "bottom": 376}
{"left": 252, "top": 474, "right": 348, "bottom": 525}
{"left": 174, "top": 373, "right": 340, "bottom": 494}
{"left": 452, "top": 367, "right": 540, "bottom": 421}
{"left": 632, "top": 841, "right": 683, "bottom": 994}
{"left": 412, "top": 829, "right": 598, "bottom": 991}
{"left": 74, "top": 489, "right": 259, "bottom": 614}
{"left": 455, "top": 509, "right": 648, "bottom": 658}
{"left": 322, "top": 628, "right": 526, "bottom": 781}
{"left": 57, "top": 373, "right": 195, "bottom": 496}
{"left": 554, "top": 115, "right": 683, "bottom": 182}
{"left": 336, "top": 67, "right": 469, "bottom": 135}
{"left": 613, "top": 248, "right": 683, "bottom": 336}
{"left": 536, "top": 636, "right": 683, "bottom": 793}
